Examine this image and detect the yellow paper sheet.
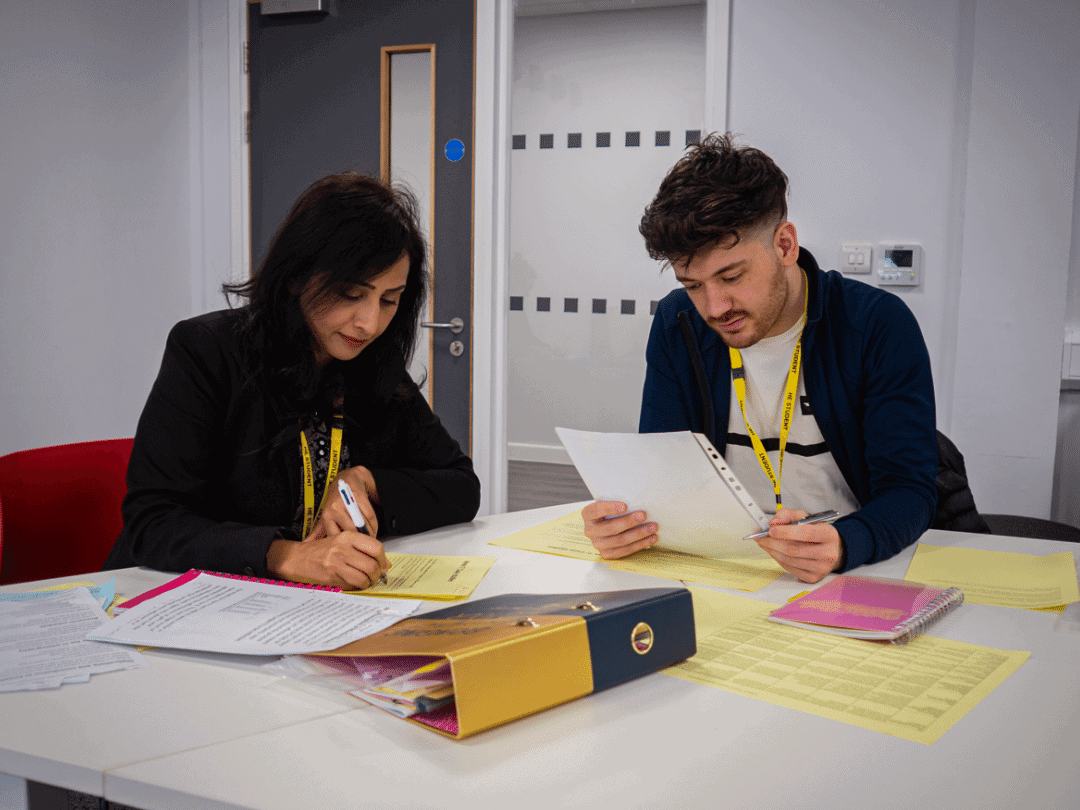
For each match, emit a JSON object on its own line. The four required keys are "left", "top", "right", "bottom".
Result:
{"left": 488, "top": 510, "right": 785, "bottom": 591}
{"left": 607, "top": 547, "right": 785, "bottom": 591}
{"left": 348, "top": 554, "right": 495, "bottom": 600}
{"left": 664, "top": 585, "right": 1029, "bottom": 745}
{"left": 487, "top": 510, "right": 603, "bottom": 562}
{"left": 904, "top": 543, "right": 1080, "bottom": 610}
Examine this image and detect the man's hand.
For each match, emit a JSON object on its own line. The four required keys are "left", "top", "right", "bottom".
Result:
{"left": 581, "top": 501, "right": 658, "bottom": 559}
{"left": 753, "top": 508, "right": 844, "bottom": 583}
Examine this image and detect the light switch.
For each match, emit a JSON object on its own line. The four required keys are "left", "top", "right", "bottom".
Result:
{"left": 839, "top": 243, "right": 872, "bottom": 274}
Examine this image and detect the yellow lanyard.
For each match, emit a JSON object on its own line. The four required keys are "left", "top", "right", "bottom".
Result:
{"left": 728, "top": 273, "right": 808, "bottom": 511}
{"left": 299, "top": 415, "right": 344, "bottom": 537}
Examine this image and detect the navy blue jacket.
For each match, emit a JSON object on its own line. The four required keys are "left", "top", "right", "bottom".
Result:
{"left": 640, "top": 248, "right": 937, "bottom": 571}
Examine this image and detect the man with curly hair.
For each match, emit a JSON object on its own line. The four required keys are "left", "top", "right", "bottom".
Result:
{"left": 582, "top": 133, "right": 937, "bottom": 583}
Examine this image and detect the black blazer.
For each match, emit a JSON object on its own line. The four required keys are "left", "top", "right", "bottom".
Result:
{"left": 103, "top": 310, "right": 480, "bottom": 576}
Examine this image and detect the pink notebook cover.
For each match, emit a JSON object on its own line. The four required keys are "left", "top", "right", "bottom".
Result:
{"left": 768, "top": 575, "right": 944, "bottom": 633}
{"left": 114, "top": 569, "right": 341, "bottom": 614}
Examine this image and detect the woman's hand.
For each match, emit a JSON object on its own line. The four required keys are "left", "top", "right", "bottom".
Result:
{"left": 266, "top": 465, "right": 389, "bottom": 589}
{"left": 267, "top": 529, "right": 389, "bottom": 590}
{"left": 316, "top": 465, "right": 380, "bottom": 539}
{"left": 581, "top": 501, "right": 658, "bottom": 559}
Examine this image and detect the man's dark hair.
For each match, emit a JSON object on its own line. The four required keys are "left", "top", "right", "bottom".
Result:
{"left": 639, "top": 132, "right": 789, "bottom": 265}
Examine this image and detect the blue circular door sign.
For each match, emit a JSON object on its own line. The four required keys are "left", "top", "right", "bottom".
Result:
{"left": 444, "top": 139, "right": 465, "bottom": 162}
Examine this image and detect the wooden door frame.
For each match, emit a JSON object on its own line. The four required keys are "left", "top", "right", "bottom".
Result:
{"left": 380, "top": 43, "right": 438, "bottom": 405}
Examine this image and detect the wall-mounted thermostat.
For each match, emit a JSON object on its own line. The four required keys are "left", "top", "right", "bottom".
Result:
{"left": 876, "top": 243, "right": 921, "bottom": 287}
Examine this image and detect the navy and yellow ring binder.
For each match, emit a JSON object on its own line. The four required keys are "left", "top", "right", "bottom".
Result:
{"left": 314, "top": 587, "right": 696, "bottom": 738}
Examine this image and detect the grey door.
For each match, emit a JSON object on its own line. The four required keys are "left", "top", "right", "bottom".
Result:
{"left": 247, "top": 0, "right": 475, "bottom": 451}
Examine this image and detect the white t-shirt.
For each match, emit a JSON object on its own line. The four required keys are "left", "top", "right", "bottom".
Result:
{"left": 724, "top": 314, "right": 859, "bottom": 519}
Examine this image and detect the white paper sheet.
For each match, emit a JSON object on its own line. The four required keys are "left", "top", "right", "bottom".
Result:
{"left": 0, "top": 586, "right": 146, "bottom": 692}
{"left": 556, "top": 428, "right": 771, "bottom": 559}
{"left": 88, "top": 573, "right": 421, "bottom": 655}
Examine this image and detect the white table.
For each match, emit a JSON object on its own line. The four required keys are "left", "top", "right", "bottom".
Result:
{"left": 2, "top": 503, "right": 1079, "bottom": 810}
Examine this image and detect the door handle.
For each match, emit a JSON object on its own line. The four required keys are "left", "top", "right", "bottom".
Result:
{"left": 420, "top": 317, "right": 464, "bottom": 334}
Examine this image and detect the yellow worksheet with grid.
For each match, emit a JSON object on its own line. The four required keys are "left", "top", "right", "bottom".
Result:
{"left": 665, "top": 586, "right": 1029, "bottom": 744}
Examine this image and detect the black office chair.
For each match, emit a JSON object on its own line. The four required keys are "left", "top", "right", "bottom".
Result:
{"left": 932, "top": 430, "right": 1080, "bottom": 542}
{"left": 932, "top": 431, "right": 991, "bottom": 534}
{"left": 980, "top": 514, "right": 1080, "bottom": 543}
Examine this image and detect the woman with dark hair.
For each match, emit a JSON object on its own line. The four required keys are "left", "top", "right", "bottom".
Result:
{"left": 104, "top": 172, "right": 480, "bottom": 588}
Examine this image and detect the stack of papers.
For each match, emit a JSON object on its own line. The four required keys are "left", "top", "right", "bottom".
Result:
{"left": 348, "top": 656, "right": 455, "bottom": 717}
{"left": 0, "top": 584, "right": 147, "bottom": 692}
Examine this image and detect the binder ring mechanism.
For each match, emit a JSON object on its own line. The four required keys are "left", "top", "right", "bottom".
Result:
{"left": 516, "top": 618, "right": 540, "bottom": 628}
{"left": 574, "top": 601, "right": 601, "bottom": 611}
{"left": 631, "top": 622, "right": 654, "bottom": 655}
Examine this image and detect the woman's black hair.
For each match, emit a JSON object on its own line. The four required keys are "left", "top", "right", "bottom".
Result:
{"left": 223, "top": 172, "right": 428, "bottom": 415}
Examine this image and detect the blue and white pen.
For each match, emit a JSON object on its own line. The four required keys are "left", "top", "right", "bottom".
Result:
{"left": 337, "top": 479, "right": 387, "bottom": 585}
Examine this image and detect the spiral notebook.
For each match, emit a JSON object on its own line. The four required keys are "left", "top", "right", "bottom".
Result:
{"left": 766, "top": 575, "right": 964, "bottom": 645}
{"left": 112, "top": 569, "right": 340, "bottom": 614}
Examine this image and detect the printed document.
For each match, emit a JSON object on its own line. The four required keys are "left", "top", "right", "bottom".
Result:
{"left": 1, "top": 586, "right": 147, "bottom": 692}
{"left": 556, "top": 428, "right": 770, "bottom": 558}
{"left": 89, "top": 572, "right": 421, "bottom": 655}
{"left": 349, "top": 553, "right": 496, "bottom": 600}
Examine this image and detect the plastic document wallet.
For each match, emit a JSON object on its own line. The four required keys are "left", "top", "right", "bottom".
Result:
{"left": 312, "top": 587, "right": 696, "bottom": 738}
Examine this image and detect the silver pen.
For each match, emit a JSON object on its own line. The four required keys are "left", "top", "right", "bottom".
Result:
{"left": 743, "top": 509, "right": 840, "bottom": 541}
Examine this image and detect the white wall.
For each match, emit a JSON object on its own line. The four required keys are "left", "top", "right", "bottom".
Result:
{"left": 508, "top": 0, "right": 1080, "bottom": 522}
{"left": 736, "top": 0, "right": 1080, "bottom": 522}
{"left": 0, "top": 2, "right": 194, "bottom": 457}
{"left": 0, "top": 0, "right": 245, "bottom": 460}
{"left": 948, "top": 0, "right": 1079, "bottom": 520}
{"left": 508, "top": 6, "right": 702, "bottom": 461}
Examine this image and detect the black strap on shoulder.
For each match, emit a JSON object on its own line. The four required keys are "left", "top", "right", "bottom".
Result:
{"left": 677, "top": 310, "right": 714, "bottom": 443}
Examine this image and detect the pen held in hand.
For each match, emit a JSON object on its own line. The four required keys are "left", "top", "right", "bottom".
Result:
{"left": 743, "top": 509, "right": 840, "bottom": 541}
{"left": 337, "top": 479, "right": 388, "bottom": 585}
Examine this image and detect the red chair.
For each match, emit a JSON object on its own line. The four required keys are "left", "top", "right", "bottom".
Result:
{"left": 0, "top": 438, "right": 134, "bottom": 585}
